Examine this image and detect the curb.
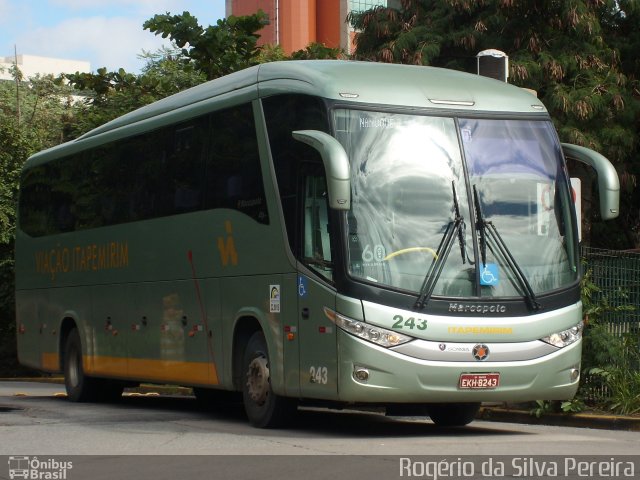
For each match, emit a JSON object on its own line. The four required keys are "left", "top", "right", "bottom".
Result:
{"left": 478, "top": 407, "right": 640, "bottom": 432}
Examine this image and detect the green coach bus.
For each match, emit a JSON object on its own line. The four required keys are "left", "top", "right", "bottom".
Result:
{"left": 15, "top": 60, "right": 620, "bottom": 428}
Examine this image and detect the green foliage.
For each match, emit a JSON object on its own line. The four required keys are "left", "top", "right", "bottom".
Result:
{"left": 290, "top": 43, "right": 344, "bottom": 60}
{"left": 255, "top": 42, "right": 344, "bottom": 64}
{"left": 530, "top": 399, "right": 558, "bottom": 418}
{"left": 574, "top": 268, "right": 638, "bottom": 415}
{"left": 0, "top": 74, "right": 75, "bottom": 376}
{"left": 0, "top": 119, "right": 28, "bottom": 242}
{"left": 255, "top": 44, "right": 290, "bottom": 63}
{"left": 63, "top": 50, "right": 207, "bottom": 136}
{"left": 587, "top": 365, "right": 640, "bottom": 415}
{"left": 63, "top": 10, "right": 343, "bottom": 138}
{"left": 349, "top": 3, "right": 445, "bottom": 65}
{"left": 143, "top": 10, "right": 268, "bottom": 80}
{"left": 0, "top": 75, "right": 76, "bottom": 244}
{"left": 560, "top": 397, "right": 587, "bottom": 413}
{"left": 0, "top": 119, "right": 27, "bottom": 370}
{"left": 580, "top": 268, "right": 635, "bottom": 370}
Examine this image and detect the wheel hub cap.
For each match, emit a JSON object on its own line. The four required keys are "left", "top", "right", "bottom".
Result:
{"left": 246, "top": 356, "right": 269, "bottom": 405}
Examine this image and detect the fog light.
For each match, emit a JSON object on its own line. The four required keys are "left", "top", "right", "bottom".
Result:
{"left": 570, "top": 368, "right": 580, "bottom": 381}
{"left": 353, "top": 367, "right": 369, "bottom": 382}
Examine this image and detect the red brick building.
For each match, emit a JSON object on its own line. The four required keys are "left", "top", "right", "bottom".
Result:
{"left": 225, "top": 0, "right": 397, "bottom": 54}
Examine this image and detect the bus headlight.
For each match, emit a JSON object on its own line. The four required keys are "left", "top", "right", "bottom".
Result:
{"left": 541, "top": 322, "right": 583, "bottom": 348}
{"left": 324, "top": 307, "right": 412, "bottom": 348}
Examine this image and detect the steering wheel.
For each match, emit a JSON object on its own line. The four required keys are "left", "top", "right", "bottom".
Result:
{"left": 384, "top": 247, "right": 438, "bottom": 261}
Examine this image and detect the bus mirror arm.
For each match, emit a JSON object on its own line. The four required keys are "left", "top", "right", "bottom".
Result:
{"left": 561, "top": 143, "right": 619, "bottom": 220}
{"left": 293, "top": 130, "right": 351, "bottom": 210}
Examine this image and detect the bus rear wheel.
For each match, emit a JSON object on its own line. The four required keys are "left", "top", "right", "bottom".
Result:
{"left": 427, "top": 403, "right": 480, "bottom": 427}
{"left": 63, "top": 328, "right": 123, "bottom": 402}
{"left": 241, "top": 331, "right": 295, "bottom": 428}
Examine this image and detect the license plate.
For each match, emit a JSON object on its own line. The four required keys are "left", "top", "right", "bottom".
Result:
{"left": 458, "top": 373, "right": 500, "bottom": 390}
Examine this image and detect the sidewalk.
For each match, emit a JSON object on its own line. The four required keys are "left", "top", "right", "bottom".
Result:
{"left": 478, "top": 405, "right": 640, "bottom": 432}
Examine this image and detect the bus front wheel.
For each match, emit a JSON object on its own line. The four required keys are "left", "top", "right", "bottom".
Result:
{"left": 241, "top": 331, "right": 295, "bottom": 428}
{"left": 427, "top": 403, "right": 480, "bottom": 427}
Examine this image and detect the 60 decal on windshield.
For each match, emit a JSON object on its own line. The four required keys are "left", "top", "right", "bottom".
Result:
{"left": 392, "top": 315, "right": 427, "bottom": 331}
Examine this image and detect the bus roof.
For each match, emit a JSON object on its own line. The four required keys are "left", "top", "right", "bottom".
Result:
{"left": 81, "top": 60, "right": 546, "bottom": 138}
{"left": 27, "top": 60, "right": 548, "bottom": 165}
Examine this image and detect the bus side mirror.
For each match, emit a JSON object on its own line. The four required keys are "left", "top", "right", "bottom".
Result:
{"left": 293, "top": 130, "right": 351, "bottom": 210}
{"left": 561, "top": 143, "right": 620, "bottom": 220}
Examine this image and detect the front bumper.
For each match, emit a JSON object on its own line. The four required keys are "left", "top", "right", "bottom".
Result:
{"left": 337, "top": 330, "right": 581, "bottom": 403}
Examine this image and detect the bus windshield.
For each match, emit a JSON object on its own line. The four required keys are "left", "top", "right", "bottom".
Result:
{"left": 334, "top": 109, "right": 578, "bottom": 301}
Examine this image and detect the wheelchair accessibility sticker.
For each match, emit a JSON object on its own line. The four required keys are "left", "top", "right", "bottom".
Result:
{"left": 298, "top": 275, "right": 308, "bottom": 298}
{"left": 480, "top": 263, "right": 499, "bottom": 286}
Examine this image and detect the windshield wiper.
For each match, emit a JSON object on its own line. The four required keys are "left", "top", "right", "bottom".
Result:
{"left": 414, "top": 182, "right": 466, "bottom": 310}
{"left": 472, "top": 185, "right": 541, "bottom": 311}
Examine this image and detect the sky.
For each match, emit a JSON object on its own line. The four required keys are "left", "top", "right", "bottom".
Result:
{"left": 0, "top": 0, "right": 226, "bottom": 73}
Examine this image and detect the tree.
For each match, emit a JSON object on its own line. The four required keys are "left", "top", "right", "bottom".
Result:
{"left": 143, "top": 11, "right": 269, "bottom": 81}
{"left": 0, "top": 117, "right": 29, "bottom": 376}
{"left": 63, "top": 11, "right": 269, "bottom": 135}
{"left": 290, "top": 42, "right": 344, "bottom": 60}
{"left": 63, "top": 49, "right": 207, "bottom": 137}
{"left": 350, "top": 0, "right": 640, "bottom": 249}
{"left": 0, "top": 71, "right": 74, "bottom": 376}
{"left": 598, "top": 0, "right": 640, "bottom": 248}
{"left": 64, "top": 11, "right": 344, "bottom": 137}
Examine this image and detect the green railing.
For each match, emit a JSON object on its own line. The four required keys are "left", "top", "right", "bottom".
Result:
{"left": 582, "top": 247, "right": 640, "bottom": 337}
{"left": 579, "top": 247, "right": 640, "bottom": 411}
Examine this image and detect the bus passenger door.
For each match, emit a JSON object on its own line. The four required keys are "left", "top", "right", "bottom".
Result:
{"left": 297, "top": 170, "right": 338, "bottom": 399}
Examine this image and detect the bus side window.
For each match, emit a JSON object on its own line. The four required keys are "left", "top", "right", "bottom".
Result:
{"left": 302, "top": 173, "right": 333, "bottom": 281}
{"left": 262, "top": 94, "right": 330, "bottom": 259}
{"left": 205, "top": 104, "right": 269, "bottom": 224}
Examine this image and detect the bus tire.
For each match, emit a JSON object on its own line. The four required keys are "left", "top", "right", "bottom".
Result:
{"left": 63, "top": 328, "right": 101, "bottom": 402}
{"left": 427, "top": 402, "right": 480, "bottom": 427}
{"left": 63, "top": 329, "right": 124, "bottom": 403}
{"left": 241, "top": 331, "right": 295, "bottom": 428}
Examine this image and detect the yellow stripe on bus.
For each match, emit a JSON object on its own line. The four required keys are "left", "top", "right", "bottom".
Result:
{"left": 127, "top": 357, "right": 219, "bottom": 385}
{"left": 85, "top": 356, "right": 219, "bottom": 385}
{"left": 41, "top": 352, "right": 60, "bottom": 371}
{"left": 40, "top": 352, "right": 219, "bottom": 385}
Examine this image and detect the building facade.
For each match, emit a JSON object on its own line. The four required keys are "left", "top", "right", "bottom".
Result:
{"left": 0, "top": 54, "right": 90, "bottom": 81}
{"left": 225, "top": 0, "right": 399, "bottom": 54}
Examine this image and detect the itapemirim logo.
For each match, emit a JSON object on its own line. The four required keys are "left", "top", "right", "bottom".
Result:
{"left": 8, "top": 456, "right": 73, "bottom": 480}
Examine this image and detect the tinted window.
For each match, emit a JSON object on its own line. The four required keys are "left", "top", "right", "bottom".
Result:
{"left": 262, "top": 94, "right": 329, "bottom": 255}
{"left": 19, "top": 103, "right": 268, "bottom": 237}
{"left": 205, "top": 103, "right": 268, "bottom": 224}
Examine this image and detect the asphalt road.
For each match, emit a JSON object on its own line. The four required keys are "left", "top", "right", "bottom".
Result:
{"left": 1, "top": 381, "right": 638, "bottom": 479}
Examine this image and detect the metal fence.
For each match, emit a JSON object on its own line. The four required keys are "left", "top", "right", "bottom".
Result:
{"left": 582, "top": 247, "right": 640, "bottom": 337}
{"left": 579, "top": 247, "right": 640, "bottom": 404}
